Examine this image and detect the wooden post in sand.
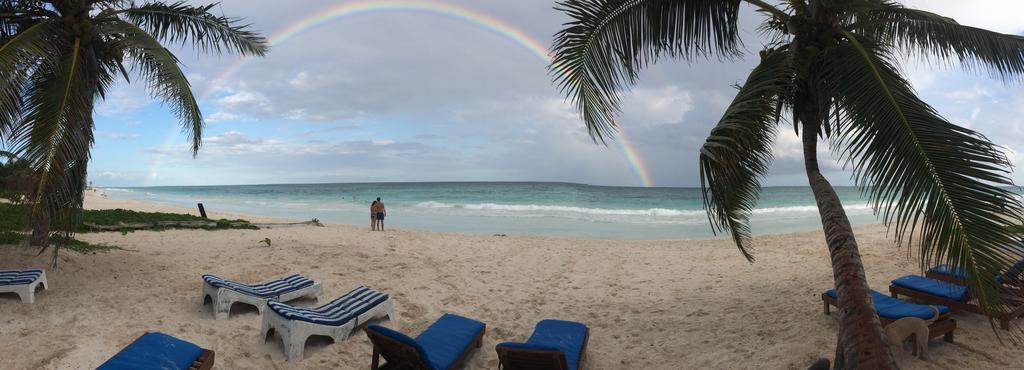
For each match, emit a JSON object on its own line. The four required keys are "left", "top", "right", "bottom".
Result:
{"left": 198, "top": 203, "right": 208, "bottom": 219}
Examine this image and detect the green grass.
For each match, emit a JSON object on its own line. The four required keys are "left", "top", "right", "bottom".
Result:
{"left": 0, "top": 203, "right": 259, "bottom": 232}
{"left": 0, "top": 231, "right": 118, "bottom": 253}
{"left": 0, "top": 202, "right": 26, "bottom": 231}
{"left": 0, "top": 231, "right": 22, "bottom": 244}
{"left": 0, "top": 203, "right": 256, "bottom": 254}
{"left": 53, "top": 236, "right": 123, "bottom": 253}
{"left": 77, "top": 208, "right": 258, "bottom": 232}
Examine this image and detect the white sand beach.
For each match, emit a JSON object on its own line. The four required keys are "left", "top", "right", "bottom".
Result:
{"left": 1, "top": 191, "right": 1022, "bottom": 369}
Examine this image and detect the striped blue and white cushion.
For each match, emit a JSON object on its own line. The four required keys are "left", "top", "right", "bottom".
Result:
{"left": 267, "top": 286, "right": 389, "bottom": 326}
{"left": 0, "top": 269, "right": 43, "bottom": 286}
{"left": 202, "top": 274, "right": 314, "bottom": 298}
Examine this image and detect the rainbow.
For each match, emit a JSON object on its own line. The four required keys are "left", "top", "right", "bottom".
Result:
{"left": 154, "top": 0, "right": 654, "bottom": 187}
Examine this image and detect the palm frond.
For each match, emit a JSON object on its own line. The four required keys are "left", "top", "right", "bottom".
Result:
{"left": 848, "top": 1, "right": 1024, "bottom": 81}
{"left": 0, "top": 20, "right": 62, "bottom": 138}
{"left": 551, "top": 0, "right": 743, "bottom": 142}
{"left": 106, "top": 1, "right": 267, "bottom": 57}
{"left": 9, "top": 35, "right": 95, "bottom": 224}
{"left": 700, "top": 46, "right": 794, "bottom": 261}
{"left": 825, "top": 32, "right": 1024, "bottom": 321}
{"left": 100, "top": 19, "right": 202, "bottom": 154}
{"left": 0, "top": 19, "right": 55, "bottom": 71}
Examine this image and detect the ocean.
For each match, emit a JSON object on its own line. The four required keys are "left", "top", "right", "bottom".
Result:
{"left": 102, "top": 182, "right": 884, "bottom": 240}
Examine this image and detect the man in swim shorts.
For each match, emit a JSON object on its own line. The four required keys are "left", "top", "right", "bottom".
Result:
{"left": 375, "top": 197, "right": 386, "bottom": 230}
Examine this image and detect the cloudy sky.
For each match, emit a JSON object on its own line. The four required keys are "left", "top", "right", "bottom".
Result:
{"left": 87, "top": 0, "right": 1024, "bottom": 188}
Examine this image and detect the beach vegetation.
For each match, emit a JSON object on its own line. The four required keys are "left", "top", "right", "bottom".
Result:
{"left": 0, "top": 230, "right": 119, "bottom": 253}
{"left": 0, "top": 231, "right": 22, "bottom": 245}
{"left": 551, "top": 0, "right": 1024, "bottom": 367}
{"left": 77, "top": 208, "right": 259, "bottom": 232}
{"left": 0, "top": 199, "right": 256, "bottom": 234}
{"left": 0, "top": 150, "right": 34, "bottom": 201}
{"left": 0, "top": 1, "right": 268, "bottom": 261}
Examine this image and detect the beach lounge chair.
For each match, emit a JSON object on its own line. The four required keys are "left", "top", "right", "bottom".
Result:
{"left": 261, "top": 286, "right": 393, "bottom": 361}
{"left": 822, "top": 289, "right": 957, "bottom": 342}
{"left": 97, "top": 332, "right": 214, "bottom": 370}
{"left": 496, "top": 319, "right": 589, "bottom": 370}
{"left": 201, "top": 273, "right": 323, "bottom": 320}
{"left": 889, "top": 274, "right": 1024, "bottom": 330}
{"left": 925, "top": 260, "right": 1024, "bottom": 286}
{"left": 365, "top": 313, "right": 486, "bottom": 370}
{"left": 0, "top": 269, "right": 47, "bottom": 304}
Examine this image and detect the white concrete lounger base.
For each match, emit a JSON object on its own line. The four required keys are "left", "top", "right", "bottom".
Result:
{"left": 261, "top": 298, "right": 395, "bottom": 362}
{"left": 202, "top": 281, "right": 324, "bottom": 320}
{"left": 0, "top": 270, "right": 47, "bottom": 304}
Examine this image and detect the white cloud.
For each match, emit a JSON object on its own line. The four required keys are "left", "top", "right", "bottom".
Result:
{"left": 619, "top": 86, "right": 695, "bottom": 126}
{"left": 372, "top": 140, "right": 395, "bottom": 146}
{"left": 943, "top": 86, "right": 993, "bottom": 102}
{"left": 770, "top": 129, "right": 843, "bottom": 172}
{"left": 206, "top": 111, "right": 243, "bottom": 123}
{"left": 288, "top": 71, "right": 312, "bottom": 89}
{"left": 96, "top": 131, "right": 140, "bottom": 140}
{"left": 217, "top": 90, "right": 267, "bottom": 106}
{"left": 284, "top": 108, "right": 330, "bottom": 121}
{"left": 95, "top": 85, "right": 149, "bottom": 116}
{"left": 900, "top": 1, "right": 1024, "bottom": 35}
{"left": 95, "top": 171, "right": 130, "bottom": 180}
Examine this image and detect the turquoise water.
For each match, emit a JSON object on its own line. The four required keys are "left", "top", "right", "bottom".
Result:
{"left": 103, "top": 182, "right": 883, "bottom": 240}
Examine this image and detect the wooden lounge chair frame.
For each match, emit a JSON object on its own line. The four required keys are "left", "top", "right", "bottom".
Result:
{"left": 495, "top": 327, "right": 589, "bottom": 370}
{"left": 888, "top": 282, "right": 1024, "bottom": 330}
{"left": 366, "top": 325, "right": 485, "bottom": 370}
{"left": 191, "top": 349, "right": 215, "bottom": 370}
{"left": 821, "top": 293, "right": 956, "bottom": 343}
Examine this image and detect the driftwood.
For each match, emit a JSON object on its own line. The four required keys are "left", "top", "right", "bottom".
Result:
{"left": 82, "top": 218, "right": 323, "bottom": 231}
{"left": 252, "top": 219, "right": 324, "bottom": 229}
{"left": 83, "top": 220, "right": 218, "bottom": 231}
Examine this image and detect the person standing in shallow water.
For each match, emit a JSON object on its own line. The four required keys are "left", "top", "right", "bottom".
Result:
{"left": 370, "top": 200, "right": 378, "bottom": 231}
{"left": 375, "top": 197, "right": 386, "bottom": 231}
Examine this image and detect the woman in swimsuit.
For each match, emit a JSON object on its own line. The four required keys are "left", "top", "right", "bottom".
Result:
{"left": 370, "top": 200, "right": 378, "bottom": 231}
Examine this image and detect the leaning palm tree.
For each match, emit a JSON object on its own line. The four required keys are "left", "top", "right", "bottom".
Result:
{"left": 552, "top": 0, "right": 1024, "bottom": 368}
{"left": 0, "top": 1, "right": 267, "bottom": 251}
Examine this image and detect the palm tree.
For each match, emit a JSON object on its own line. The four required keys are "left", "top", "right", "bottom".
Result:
{"left": 551, "top": 0, "right": 1024, "bottom": 368}
{"left": 0, "top": 1, "right": 267, "bottom": 250}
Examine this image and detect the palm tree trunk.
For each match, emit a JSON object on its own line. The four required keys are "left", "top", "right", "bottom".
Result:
{"left": 29, "top": 201, "right": 49, "bottom": 247}
{"left": 802, "top": 124, "right": 896, "bottom": 369}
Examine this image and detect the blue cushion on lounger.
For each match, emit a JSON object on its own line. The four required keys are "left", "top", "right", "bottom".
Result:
{"left": 825, "top": 289, "right": 950, "bottom": 321}
{"left": 891, "top": 275, "right": 969, "bottom": 301}
{"left": 415, "top": 313, "right": 486, "bottom": 370}
{"left": 928, "top": 264, "right": 967, "bottom": 281}
{"left": 997, "top": 259, "right": 1024, "bottom": 285}
{"left": 0, "top": 269, "right": 43, "bottom": 285}
{"left": 98, "top": 332, "right": 203, "bottom": 370}
{"left": 931, "top": 259, "right": 1024, "bottom": 284}
{"left": 497, "top": 319, "right": 588, "bottom": 370}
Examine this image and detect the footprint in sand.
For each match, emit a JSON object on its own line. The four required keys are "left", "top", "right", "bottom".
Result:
{"left": 399, "top": 303, "right": 427, "bottom": 321}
